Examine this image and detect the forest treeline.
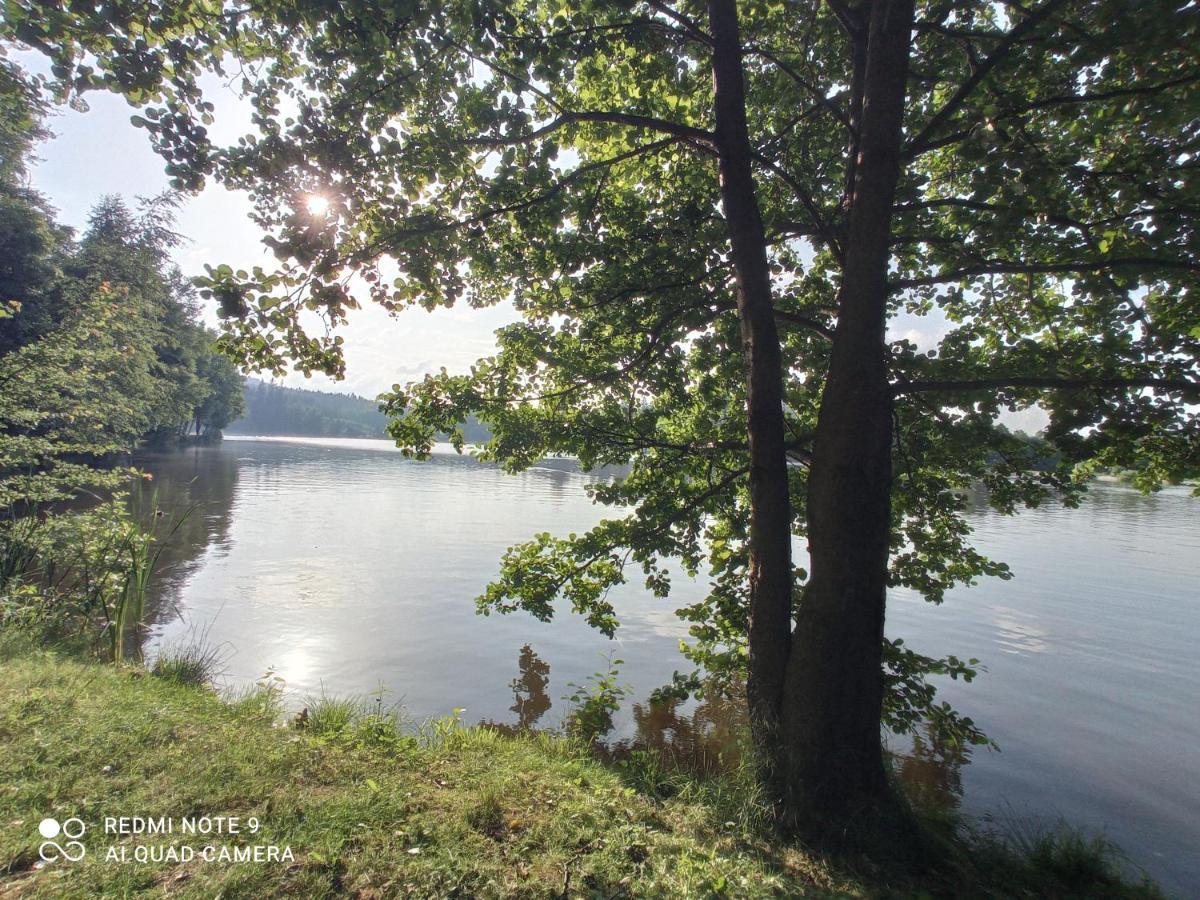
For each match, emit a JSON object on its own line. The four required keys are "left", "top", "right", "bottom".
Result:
{"left": 231, "top": 379, "right": 491, "bottom": 443}
{"left": 230, "top": 380, "right": 387, "bottom": 437}
{"left": 0, "top": 64, "right": 242, "bottom": 512}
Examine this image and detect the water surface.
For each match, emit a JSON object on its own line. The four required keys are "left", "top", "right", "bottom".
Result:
{"left": 139, "top": 436, "right": 1199, "bottom": 894}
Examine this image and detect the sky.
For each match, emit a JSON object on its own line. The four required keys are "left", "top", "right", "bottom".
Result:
{"left": 24, "top": 69, "right": 518, "bottom": 399}
{"left": 22, "top": 59, "right": 1044, "bottom": 430}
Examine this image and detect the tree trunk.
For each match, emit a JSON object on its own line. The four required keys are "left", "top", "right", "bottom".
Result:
{"left": 709, "top": 0, "right": 918, "bottom": 848}
{"left": 707, "top": 0, "right": 794, "bottom": 756}
{"left": 780, "top": 0, "right": 915, "bottom": 843}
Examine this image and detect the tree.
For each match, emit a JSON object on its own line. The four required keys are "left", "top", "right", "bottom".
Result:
{"left": 0, "top": 288, "right": 147, "bottom": 510}
{"left": 0, "top": 61, "right": 67, "bottom": 355}
{"left": 0, "top": 63, "right": 153, "bottom": 507}
{"left": 193, "top": 349, "right": 244, "bottom": 435}
{"left": 0, "top": 62, "right": 247, "bottom": 457}
{"left": 9, "top": 0, "right": 1197, "bottom": 846}
{"left": 234, "top": 379, "right": 390, "bottom": 437}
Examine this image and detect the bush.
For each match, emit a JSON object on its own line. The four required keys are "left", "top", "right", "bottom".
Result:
{"left": 563, "top": 655, "right": 629, "bottom": 743}
{"left": 0, "top": 495, "right": 189, "bottom": 661}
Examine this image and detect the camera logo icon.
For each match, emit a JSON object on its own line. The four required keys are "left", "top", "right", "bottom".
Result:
{"left": 38, "top": 817, "right": 86, "bottom": 863}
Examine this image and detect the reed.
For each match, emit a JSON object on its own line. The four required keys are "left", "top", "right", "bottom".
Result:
{"left": 105, "top": 490, "right": 193, "bottom": 662}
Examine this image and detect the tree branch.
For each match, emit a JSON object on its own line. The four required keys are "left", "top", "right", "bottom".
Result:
{"left": 774, "top": 309, "right": 835, "bottom": 339}
{"left": 1015, "top": 73, "right": 1200, "bottom": 113}
{"left": 644, "top": 0, "right": 714, "bottom": 46}
{"left": 905, "top": 0, "right": 1068, "bottom": 157}
{"left": 749, "top": 152, "right": 843, "bottom": 257}
{"left": 908, "top": 74, "right": 1200, "bottom": 158}
{"left": 714, "top": 299, "right": 836, "bottom": 339}
{"left": 894, "top": 375, "right": 1200, "bottom": 397}
{"left": 824, "top": 0, "right": 862, "bottom": 35}
{"left": 894, "top": 198, "right": 1200, "bottom": 241}
{"left": 362, "top": 138, "right": 680, "bottom": 260}
{"left": 743, "top": 44, "right": 852, "bottom": 132}
{"left": 468, "top": 111, "right": 717, "bottom": 152}
{"left": 893, "top": 256, "right": 1200, "bottom": 289}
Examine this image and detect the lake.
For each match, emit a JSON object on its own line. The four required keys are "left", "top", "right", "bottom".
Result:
{"left": 137, "top": 436, "right": 1199, "bottom": 895}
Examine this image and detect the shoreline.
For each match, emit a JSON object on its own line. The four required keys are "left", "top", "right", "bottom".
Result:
{"left": 0, "top": 645, "right": 1166, "bottom": 898}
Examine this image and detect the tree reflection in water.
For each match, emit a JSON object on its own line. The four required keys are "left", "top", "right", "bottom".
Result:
{"left": 510, "top": 644, "right": 552, "bottom": 730}
{"left": 127, "top": 446, "right": 241, "bottom": 654}
{"left": 481, "top": 645, "right": 970, "bottom": 802}
{"left": 480, "top": 643, "right": 553, "bottom": 736}
{"left": 890, "top": 723, "right": 971, "bottom": 814}
{"left": 606, "top": 690, "right": 749, "bottom": 776}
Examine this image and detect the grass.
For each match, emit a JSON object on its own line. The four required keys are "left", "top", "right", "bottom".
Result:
{"left": 0, "top": 643, "right": 1167, "bottom": 898}
{"left": 148, "top": 632, "right": 229, "bottom": 688}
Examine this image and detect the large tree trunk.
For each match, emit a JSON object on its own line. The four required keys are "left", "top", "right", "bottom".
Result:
{"left": 709, "top": 0, "right": 918, "bottom": 848}
{"left": 707, "top": 0, "right": 794, "bottom": 756}
{"left": 780, "top": 0, "right": 915, "bottom": 842}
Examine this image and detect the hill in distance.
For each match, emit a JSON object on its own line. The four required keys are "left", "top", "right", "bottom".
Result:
{"left": 229, "top": 379, "right": 490, "bottom": 442}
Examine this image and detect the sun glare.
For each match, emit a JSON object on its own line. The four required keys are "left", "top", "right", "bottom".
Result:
{"left": 305, "top": 194, "right": 330, "bottom": 216}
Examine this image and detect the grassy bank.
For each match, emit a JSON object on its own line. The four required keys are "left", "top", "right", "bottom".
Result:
{"left": 0, "top": 646, "right": 1162, "bottom": 898}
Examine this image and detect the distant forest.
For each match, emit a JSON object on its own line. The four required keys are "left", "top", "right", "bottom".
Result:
{"left": 230, "top": 380, "right": 491, "bottom": 442}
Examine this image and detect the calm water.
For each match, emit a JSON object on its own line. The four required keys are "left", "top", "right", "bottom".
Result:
{"left": 138, "top": 436, "right": 1199, "bottom": 894}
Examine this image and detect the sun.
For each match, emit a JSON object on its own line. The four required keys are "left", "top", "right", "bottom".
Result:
{"left": 304, "top": 194, "right": 330, "bottom": 216}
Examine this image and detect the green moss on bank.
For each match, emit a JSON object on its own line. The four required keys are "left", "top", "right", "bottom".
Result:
{"left": 0, "top": 647, "right": 1164, "bottom": 898}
